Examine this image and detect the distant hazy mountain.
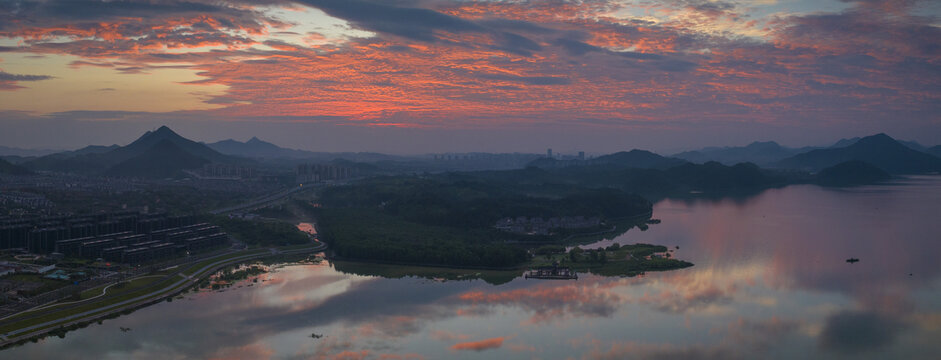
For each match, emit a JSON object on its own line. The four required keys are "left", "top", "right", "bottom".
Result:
{"left": 672, "top": 141, "right": 810, "bottom": 166}
{"left": 24, "top": 126, "right": 241, "bottom": 178}
{"left": 0, "top": 157, "right": 30, "bottom": 175}
{"left": 829, "top": 137, "right": 860, "bottom": 148}
{"left": 829, "top": 137, "right": 926, "bottom": 151}
{"left": 0, "top": 146, "right": 61, "bottom": 157}
{"left": 926, "top": 145, "right": 941, "bottom": 158}
{"left": 590, "top": 150, "right": 688, "bottom": 169}
{"left": 775, "top": 133, "right": 941, "bottom": 174}
{"left": 529, "top": 149, "right": 686, "bottom": 169}
{"left": 107, "top": 126, "right": 233, "bottom": 164}
{"left": 207, "top": 137, "right": 314, "bottom": 159}
{"left": 815, "top": 160, "right": 891, "bottom": 186}
{"left": 106, "top": 139, "right": 210, "bottom": 178}
{"left": 67, "top": 145, "right": 121, "bottom": 157}
{"left": 676, "top": 137, "right": 932, "bottom": 167}
{"left": 899, "top": 140, "right": 927, "bottom": 152}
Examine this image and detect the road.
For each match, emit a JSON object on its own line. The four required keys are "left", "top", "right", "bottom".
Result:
{"left": 209, "top": 185, "right": 312, "bottom": 215}
{"left": 0, "top": 242, "right": 326, "bottom": 344}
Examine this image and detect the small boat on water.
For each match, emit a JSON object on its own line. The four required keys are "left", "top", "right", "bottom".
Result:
{"left": 525, "top": 264, "right": 578, "bottom": 280}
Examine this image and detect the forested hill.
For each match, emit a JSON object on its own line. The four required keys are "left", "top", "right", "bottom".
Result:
{"left": 314, "top": 176, "right": 652, "bottom": 268}
{"left": 465, "top": 160, "right": 788, "bottom": 200}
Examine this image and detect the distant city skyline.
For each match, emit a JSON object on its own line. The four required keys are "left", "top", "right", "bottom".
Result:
{"left": 2, "top": 0, "right": 939, "bottom": 153}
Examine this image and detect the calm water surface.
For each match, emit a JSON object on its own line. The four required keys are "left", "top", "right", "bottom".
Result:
{"left": 7, "top": 176, "right": 941, "bottom": 359}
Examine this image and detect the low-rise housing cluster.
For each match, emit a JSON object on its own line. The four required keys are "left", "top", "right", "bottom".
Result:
{"left": 495, "top": 216, "right": 601, "bottom": 235}
{"left": 0, "top": 191, "right": 52, "bottom": 208}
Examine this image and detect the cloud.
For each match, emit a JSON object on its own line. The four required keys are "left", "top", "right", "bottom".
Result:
{"left": 726, "top": 317, "right": 802, "bottom": 351}
{"left": 0, "top": 70, "right": 53, "bottom": 90}
{"left": 457, "top": 283, "right": 621, "bottom": 323}
{"left": 0, "top": 0, "right": 278, "bottom": 59}
{"left": 584, "top": 316, "right": 804, "bottom": 360}
{"left": 554, "top": 38, "right": 604, "bottom": 56}
{"left": 298, "top": 0, "right": 483, "bottom": 42}
{"left": 819, "top": 310, "right": 906, "bottom": 354}
{"left": 0, "top": 0, "right": 939, "bottom": 145}
{"left": 0, "top": 71, "right": 53, "bottom": 81}
{"left": 586, "top": 342, "right": 736, "bottom": 360}
{"left": 429, "top": 330, "right": 469, "bottom": 342}
{"left": 450, "top": 337, "right": 506, "bottom": 351}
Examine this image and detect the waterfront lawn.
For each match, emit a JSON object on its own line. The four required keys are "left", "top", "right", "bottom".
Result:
{"left": 0, "top": 276, "right": 180, "bottom": 334}
{"left": 531, "top": 243, "right": 693, "bottom": 277}
{"left": 0, "top": 274, "right": 70, "bottom": 297}
{"left": 181, "top": 249, "right": 268, "bottom": 276}
{"left": 78, "top": 276, "right": 164, "bottom": 300}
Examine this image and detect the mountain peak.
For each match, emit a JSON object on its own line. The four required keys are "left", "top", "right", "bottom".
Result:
{"left": 746, "top": 141, "right": 781, "bottom": 149}
{"left": 854, "top": 133, "right": 898, "bottom": 147}
{"left": 141, "top": 125, "right": 182, "bottom": 142}
{"left": 247, "top": 136, "right": 264, "bottom": 144}
{"left": 777, "top": 132, "right": 941, "bottom": 174}
{"left": 154, "top": 125, "right": 175, "bottom": 134}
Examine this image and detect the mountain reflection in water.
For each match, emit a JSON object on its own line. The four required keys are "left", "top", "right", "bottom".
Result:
{"left": 6, "top": 176, "right": 941, "bottom": 359}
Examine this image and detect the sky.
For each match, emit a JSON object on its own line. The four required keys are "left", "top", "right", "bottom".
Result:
{"left": 0, "top": 0, "right": 939, "bottom": 154}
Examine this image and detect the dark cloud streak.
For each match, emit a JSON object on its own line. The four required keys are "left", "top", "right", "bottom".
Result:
{"left": 0, "top": 71, "right": 52, "bottom": 81}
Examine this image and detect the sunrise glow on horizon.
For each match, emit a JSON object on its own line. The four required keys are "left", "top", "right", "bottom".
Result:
{"left": 1, "top": 0, "right": 939, "bottom": 152}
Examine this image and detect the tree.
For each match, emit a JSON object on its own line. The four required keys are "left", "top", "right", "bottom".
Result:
{"left": 569, "top": 247, "right": 583, "bottom": 263}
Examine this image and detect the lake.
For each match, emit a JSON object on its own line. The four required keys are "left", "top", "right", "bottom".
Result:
{"left": 6, "top": 176, "right": 941, "bottom": 359}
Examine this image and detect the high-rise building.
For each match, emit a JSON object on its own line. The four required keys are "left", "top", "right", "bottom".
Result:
{"left": 578, "top": 151, "right": 585, "bottom": 160}
{"left": 547, "top": 148, "right": 553, "bottom": 158}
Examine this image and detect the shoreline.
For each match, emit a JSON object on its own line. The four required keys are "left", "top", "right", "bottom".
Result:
{"left": 0, "top": 242, "right": 326, "bottom": 349}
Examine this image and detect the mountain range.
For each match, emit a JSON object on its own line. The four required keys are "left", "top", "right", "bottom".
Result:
{"left": 774, "top": 133, "right": 941, "bottom": 174}
{"left": 23, "top": 126, "right": 242, "bottom": 178}
{"left": 206, "top": 137, "right": 315, "bottom": 159}
{"left": 6, "top": 128, "right": 940, "bottom": 180}
{"left": 205, "top": 137, "right": 416, "bottom": 165}
{"left": 673, "top": 135, "right": 939, "bottom": 172}
{"left": 528, "top": 149, "right": 687, "bottom": 169}
{"left": 0, "top": 146, "right": 62, "bottom": 158}
{"left": 672, "top": 141, "right": 813, "bottom": 166}
{"left": 829, "top": 137, "right": 927, "bottom": 152}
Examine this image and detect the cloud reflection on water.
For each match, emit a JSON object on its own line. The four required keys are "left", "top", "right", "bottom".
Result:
{"left": 5, "top": 178, "right": 941, "bottom": 359}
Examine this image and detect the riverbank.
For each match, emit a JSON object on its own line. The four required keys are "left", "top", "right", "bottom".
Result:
{"left": 0, "top": 242, "right": 326, "bottom": 349}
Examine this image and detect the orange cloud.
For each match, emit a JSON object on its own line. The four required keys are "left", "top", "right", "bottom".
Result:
{"left": 2, "top": 0, "right": 938, "bottom": 133}
{"left": 451, "top": 337, "right": 506, "bottom": 351}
